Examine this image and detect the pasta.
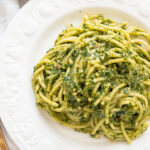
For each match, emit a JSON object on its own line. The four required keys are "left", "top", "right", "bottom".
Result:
{"left": 32, "top": 15, "right": 150, "bottom": 143}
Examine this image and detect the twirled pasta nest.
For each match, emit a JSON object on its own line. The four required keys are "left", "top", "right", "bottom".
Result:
{"left": 32, "top": 15, "right": 150, "bottom": 143}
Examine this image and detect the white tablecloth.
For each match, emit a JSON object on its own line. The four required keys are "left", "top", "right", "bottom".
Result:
{"left": 0, "top": 2, "right": 29, "bottom": 150}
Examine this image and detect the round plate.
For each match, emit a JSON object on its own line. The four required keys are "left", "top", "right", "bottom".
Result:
{"left": 1, "top": 0, "right": 150, "bottom": 150}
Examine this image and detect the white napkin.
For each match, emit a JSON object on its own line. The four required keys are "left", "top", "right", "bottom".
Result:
{"left": 0, "top": 0, "right": 19, "bottom": 39}
{"left": 0, "top": 1, "right": 28, "bottom": 150}
{"left": 0, "top": 0, "right": 28, "bottom": 39}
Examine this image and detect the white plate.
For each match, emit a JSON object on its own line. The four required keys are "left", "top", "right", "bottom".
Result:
{"left": 1, "top": 0, "right": 150, "bottom": 150}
